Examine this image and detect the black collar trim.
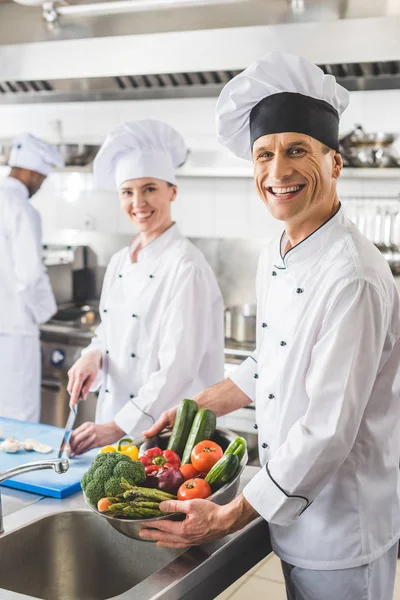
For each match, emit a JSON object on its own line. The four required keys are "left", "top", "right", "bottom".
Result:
{"left": 279, "top": 203, "right": 341, "bottom": 264}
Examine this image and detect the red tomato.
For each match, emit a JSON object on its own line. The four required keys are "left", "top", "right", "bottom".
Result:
{"left": 191, "top": 440, "right": 223, "bottom": 473}
{"left": 180, "top": 464, "right": 200, "bottom": 481}
{"left": 177, "top": 478, "right": 212, "bottom": 501}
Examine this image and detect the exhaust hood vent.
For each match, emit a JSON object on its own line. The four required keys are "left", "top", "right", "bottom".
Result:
{"left": 1, "top": 60, "right": 400, "bottom": 104}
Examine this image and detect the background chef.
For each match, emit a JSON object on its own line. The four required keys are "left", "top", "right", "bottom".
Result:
{"left": 0, "top": 133, "right": 64, "bottom": 423}
{"left": 142, "top": 53, "right": 400, "bottom": 600}
{"left": 68, "top": 119, "right": 224, "bottom": 455}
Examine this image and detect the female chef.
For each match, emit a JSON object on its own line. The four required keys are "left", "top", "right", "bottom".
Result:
{"left": 67, "top": 119, "right": 224, "bottom": 455}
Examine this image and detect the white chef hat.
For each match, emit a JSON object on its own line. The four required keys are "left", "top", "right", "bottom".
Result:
{"left": 8, "top": 132, "right": 64, "bottom": 175}
{"left": 216, "top": 51, "right": 350, "bottom": 161}
{"left": 93, "top": 119, "right": 188, "bottom": 190}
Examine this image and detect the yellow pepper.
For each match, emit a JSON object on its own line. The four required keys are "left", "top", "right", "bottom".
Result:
{"left": 117, "top": 438, "right": 139, "bottom": 461}
{"left": 99, "top": 445, "right": 116, "bottom": 454}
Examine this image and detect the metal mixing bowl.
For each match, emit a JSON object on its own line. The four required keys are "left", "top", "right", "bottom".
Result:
{"left": 84, "top": 427, "right": 248, "bottom": 541}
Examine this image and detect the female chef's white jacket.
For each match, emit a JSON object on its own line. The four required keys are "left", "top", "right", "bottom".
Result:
{"left": 232, "top": 206, "right": 400, "bottom": 570}
{"left": 0, "top": 177, "right": 56, "bottom": 422}
{"left": 86, "top": 223, "right": 224, "bottom": 436}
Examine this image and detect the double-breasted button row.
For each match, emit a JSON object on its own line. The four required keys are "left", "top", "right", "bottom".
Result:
{"left": 254, "top": 373, "right": 259, "bottom": 379}
{"left": 261, "top": 322, "right": 267, "bottom": 328}
{"left": 262, "top": 442, "right": 269, "bottom": 449}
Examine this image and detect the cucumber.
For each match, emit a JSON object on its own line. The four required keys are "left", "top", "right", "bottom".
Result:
{"left": 224, "top": 437, "right": 247, "bottom": 462}
{"left": 205, "top": 453, "right": 240, "bottom": 491}
{"left": 167, "top": 398, "right": 198, "bottom": 457}
{"left": 181, "top": 408, "right": 217, "bottom": 464}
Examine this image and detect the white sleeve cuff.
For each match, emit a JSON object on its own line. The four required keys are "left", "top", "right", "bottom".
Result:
{"left": 81, "top": 346, "right": 104, "bottom": 392}
{"left": 229, "top": 356, "right": 257, "bottom": 402}
{"left": 114, "top": 398, "right": 154, "bottom": 438}
{"left": 243, "top": 463, "right": 309, "bottom": 526}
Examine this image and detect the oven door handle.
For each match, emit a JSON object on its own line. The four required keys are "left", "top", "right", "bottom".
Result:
{"left": 41, "top": 377, "right": 62, "bottom": 391}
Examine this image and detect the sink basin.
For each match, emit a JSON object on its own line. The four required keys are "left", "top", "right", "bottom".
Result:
{"left": 0, "top": 510, "right": 184, "bottom": 599}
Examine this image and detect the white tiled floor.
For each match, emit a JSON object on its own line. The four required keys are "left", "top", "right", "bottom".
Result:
{"left": 215, "top": 554, "right": 400, "bottom": 600}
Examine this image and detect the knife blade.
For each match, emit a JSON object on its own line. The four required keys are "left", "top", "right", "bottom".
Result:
{"left": 57, "top": 404, "right": 78, "bottom": 458}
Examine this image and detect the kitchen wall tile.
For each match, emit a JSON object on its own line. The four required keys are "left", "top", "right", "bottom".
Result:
{"left": 254, "top": 554, "right": 284, "bottom": 583}
{"left": 176, "top": 178, "right": 217, "bottom": 237}
{"left": 247, "top": 184, "right": 283, "bottom": 242}
{"left": 229, "top": 576, "right": 286, "bottom": 600}
{"left": 215, "top": 179, "right": 251, "bottom": 238}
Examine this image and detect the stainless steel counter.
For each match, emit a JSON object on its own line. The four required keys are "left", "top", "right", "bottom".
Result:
{"left": 0, "top": 466, "right": 271, "bottom": 600}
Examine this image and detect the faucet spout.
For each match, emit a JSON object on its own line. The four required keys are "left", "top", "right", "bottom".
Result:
{"left": 0, "top": 458, "right": 69, "bottom": 534}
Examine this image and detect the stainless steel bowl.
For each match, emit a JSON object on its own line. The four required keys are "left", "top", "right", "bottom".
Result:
{"left": 84, "top": 427, "right": 248, "bottom": 541}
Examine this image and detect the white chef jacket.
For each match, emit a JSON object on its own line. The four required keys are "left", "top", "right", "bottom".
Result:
{"left": 231, "top": 205, "right": 400, "bottom": 570}
{"left": 0, "top": 176, "right": 56, "bottom": 421}
{"left": 85, "top": 223, "right": 224, "bottom": 436}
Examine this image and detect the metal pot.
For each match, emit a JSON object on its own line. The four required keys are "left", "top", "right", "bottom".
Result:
{"left": 340, "top": 125, "right": 397, "bottom": 149}
{"left": 345, "top": 146, "right": 399, "bottom": 168}
{"left": 225, "top": 304, "right": 257, "bottom": 343}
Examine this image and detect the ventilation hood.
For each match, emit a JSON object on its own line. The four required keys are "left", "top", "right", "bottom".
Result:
{"left": 1, "top": 0, "right": 400, "bottom": 103}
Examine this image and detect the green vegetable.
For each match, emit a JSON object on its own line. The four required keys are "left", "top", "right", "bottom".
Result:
{"left": 205, "top": 453, "right": 240, "bottom": 491}
{"left": 181, "top": 408, "right": 217, "bottom": 464}
{"left": 224, "top": 437, "right": 247, "bottom": 462}
{"left": 167, "top": 398, "right": 198, "bottom": 457}
{"left": 81, "top": 453, "right": 146, "bottom": 506}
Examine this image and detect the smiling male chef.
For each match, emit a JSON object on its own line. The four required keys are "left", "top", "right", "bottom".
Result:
{"left": 142, "top": 52, "right": 400, "bottom": 599}
{"left": 0, "top": 133, "right": 64, "bottom": 422}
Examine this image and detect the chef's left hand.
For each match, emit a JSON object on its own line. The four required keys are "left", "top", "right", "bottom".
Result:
{"left": 139, "top": 494, "right": 258, "bottom": 548}
{"left": 69, "top": 421, "right": 125, "bottom": 456}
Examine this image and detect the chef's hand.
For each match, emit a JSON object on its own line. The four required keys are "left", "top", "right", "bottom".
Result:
{"left": 139, "top": 493, "right": 259, "bottom": 548}
{"left": 69, "top": 420, "right": 125, "bottom": 456}
{"left": 67, "top": 350, "right": 102, "bottom": 408}
{"left": 143, "top": 405, "right": 178, "bottom": 438}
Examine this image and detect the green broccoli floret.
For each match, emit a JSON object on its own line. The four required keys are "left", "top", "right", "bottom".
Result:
{"left": 81, "top": 452, "right": 146, "bottom": 506}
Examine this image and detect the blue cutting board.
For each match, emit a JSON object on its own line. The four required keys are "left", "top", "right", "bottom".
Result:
{"left": 0, "top": 417, "right": 98, "bottom": 498}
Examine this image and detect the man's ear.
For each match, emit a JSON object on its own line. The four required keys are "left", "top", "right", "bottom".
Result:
{"left": 170, "top": 185, "right": 178, "bottom": 202}
{"left": 332, "top": 152, "right": 343, "bottom": 180}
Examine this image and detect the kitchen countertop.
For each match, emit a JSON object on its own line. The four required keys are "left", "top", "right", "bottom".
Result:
{"left": 0, "top": 466, "right": 271, "bottom": 600}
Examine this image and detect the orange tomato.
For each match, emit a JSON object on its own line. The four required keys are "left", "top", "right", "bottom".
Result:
{"left": 177, "top": 478, "right": 212, "bottom": 501}
{"left": 97, "top": 498, "right": 112, "bottom": 512}
{"left": 180, "top": 464, "right": 200, "bottom": 481}
{"left": 191, "top": 440, "right": 223, "bottom": 473}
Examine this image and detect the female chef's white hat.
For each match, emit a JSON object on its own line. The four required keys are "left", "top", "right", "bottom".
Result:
{"left": 94, "top": 119, "right": 188, "bottom": 190}
{"left": 8, "top": 133, "right": 64, "bottom": 176}
{"left": 216, "top": 51, "right": 350, "bottom": 161}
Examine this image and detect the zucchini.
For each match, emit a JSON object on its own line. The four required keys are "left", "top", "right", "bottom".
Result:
{"left": 224, "top": 437, "right": 247, "bottom": 462}
{"left": 167, "top": 398, "right": 198, "bottom": 457}
{"left": 205, "top": 453, "right": 240, "bottom": 491}
{"left": 181, "top": 408, "right": 217, "bottom": 464}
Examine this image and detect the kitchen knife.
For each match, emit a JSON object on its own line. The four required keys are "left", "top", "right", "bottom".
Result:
{"left": 57, "top": 404, "right": 78, "bottom": 458}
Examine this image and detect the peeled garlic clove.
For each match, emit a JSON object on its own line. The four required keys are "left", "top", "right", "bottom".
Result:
{"left": 0, "top": 438, "right": 21, "bottom": 453}
{"left": 23, "top": 438, "right": 53, "bottom": 454}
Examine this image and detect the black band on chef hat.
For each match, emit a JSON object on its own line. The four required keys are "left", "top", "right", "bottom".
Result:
{"left": 250, "top": 92, "right": 340, "bottom": 152}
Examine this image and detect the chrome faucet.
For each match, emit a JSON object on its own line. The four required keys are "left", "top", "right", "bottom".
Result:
{"left": 0, "top": 458, "right": 69, "bottom": 534}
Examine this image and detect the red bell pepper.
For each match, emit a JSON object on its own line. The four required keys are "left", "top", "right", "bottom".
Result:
{"left": 139, "top": 447, "right": 181, "bottom": 469}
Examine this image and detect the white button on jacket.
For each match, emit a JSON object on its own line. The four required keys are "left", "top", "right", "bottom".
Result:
{"left": 231, "top": 206, "right": 400, "bottom": 570}
{"left": 85, "top": 223, "right": 225, "bottom": 437}
{"left": 0, "top": 177, "right": 56, "bottom": 421}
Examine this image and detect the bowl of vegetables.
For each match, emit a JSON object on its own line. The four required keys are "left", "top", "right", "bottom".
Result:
{"left": 82, "top": 400, "right": 248, "bottom": 541}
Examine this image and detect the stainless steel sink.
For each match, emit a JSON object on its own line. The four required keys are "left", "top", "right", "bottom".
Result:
{"left": 0, "top": 510, "right": 184, "bottom": 600}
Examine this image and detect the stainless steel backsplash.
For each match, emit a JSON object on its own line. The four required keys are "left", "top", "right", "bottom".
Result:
{"left": 81, "top": 234, "right": 268, "bottom": 306}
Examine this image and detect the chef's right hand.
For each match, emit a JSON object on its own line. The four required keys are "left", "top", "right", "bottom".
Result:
{"left": 143, "top": 406, "right": 178, "bottom": 438}
{"left": 67, "top": 350, "right": 102, "bottom": 408}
